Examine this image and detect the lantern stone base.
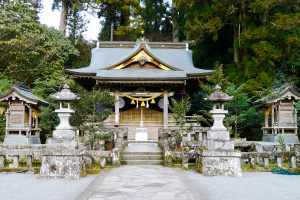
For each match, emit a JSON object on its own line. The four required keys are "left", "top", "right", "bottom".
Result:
{"left": 52, "top": 130, "right": 75, "bottom": 139}
{"left": 46, "top": 138, "right": 78, "bottom": 149}
{"left": 200, "top": 130, "right": 242, "bottom": 177}
{"left": 46, "top": 130, "right": 77, "bottom": 149}
{"left": 3, "top": 136, "right": 41, "bottom": 145}
{"left": 39, "top": 149, "right": 85, "bottom": 179}
{"left": 207, "top": 131, "right": 230, "bottom": 140}
{"left": 202, "top": 139, "right": 234, "bottom": 150}
{"left": 199, "top": 150, "right": 242, "bottom": 177}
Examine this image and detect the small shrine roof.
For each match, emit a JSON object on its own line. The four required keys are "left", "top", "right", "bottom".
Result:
{"left": 253, "top": 84, "right": 300, "bottom": 104}
{"left": 67, "top": 39, "right": 213, "bottom": 80}
{"left": 0, "top": 82, "right": 49, "bottom": 106}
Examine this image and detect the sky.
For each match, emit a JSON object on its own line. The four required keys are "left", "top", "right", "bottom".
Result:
{"left": 39, "top": 0, "right": 101, "bottom": 41}
{"left": 38, "top": 0, "right": 172, "bottom": 41}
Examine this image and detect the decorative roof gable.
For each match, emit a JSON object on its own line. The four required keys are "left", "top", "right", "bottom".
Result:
{"left": 104, "top": 41, "right": 181, "bottom": 71}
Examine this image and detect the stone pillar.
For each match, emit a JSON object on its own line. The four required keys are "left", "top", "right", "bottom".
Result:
{"left": 163, "top": 92, "right": 168, "bottom": 129}
{"left": 112, "top": 148, "right": 120, "bottom": 167}
{"left": 182, "top": 157, "right": 188, "bottom": 170}
{"left": 9, "top": 155, "right": 19, "bottom": 168}
{"left": 27, "top": 155, "right": 32, "bottom": 167}
{"left": 164, "top": 150, "right": 173, "bottom": 167}
{"left": 263, "top": 158, "right": 269, "bottom": 169}
{"left": 85, "top": 157, "right": 92, "bottom": 169}
{"left": 0, "top": 155, "right": 5, "bottom": 167}
{"left": 291, "top": 157, "right": 297, "bottom": 168}
{"left": 277, "top": 157, "right": 282, "bottom": 168}
{"left": 250, "top": 158, "right": 256, "bottom": 169}
{"left": 115, "top": 92, "right": 119, "bottom": 126}
{"left": 100, "top": 158, "right": 106, "bottom": 169}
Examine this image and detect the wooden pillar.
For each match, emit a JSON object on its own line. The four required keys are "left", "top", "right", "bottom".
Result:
{"left": 163, "top": 92, "right": 168, "bottom": 129}
{"left": 5, "top": 110, "right": 9, "bottom": 135}
{"left": 35, "top": 115, "right": 38, "bottom": 129}
{"left": 294, "top": 109, "right": 297, "bottom": 134}
{"left": 29, "top": 108, "right": 32, "bottom": 127}
{"left": 265, "top": 115, "right": 268, "bottom": 127}
{"left": 115, "top": 92, "right": 119, "bottom": 126}
{"left": 271, "top": 105, "right": 275, "bottom": 134}
{"left": 140, "top": 106, "right": 143, "bottom": 127}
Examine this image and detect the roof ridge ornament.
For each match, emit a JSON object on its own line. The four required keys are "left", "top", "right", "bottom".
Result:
{"left": 135, "top": 30, "right": 149, "bottom": 46}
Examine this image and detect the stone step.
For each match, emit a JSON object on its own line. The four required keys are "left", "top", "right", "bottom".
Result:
{"left": 121, "top": 160, "right": 163, "bottom": 165}
{"left": 122, "top": 151, "right": 162, "bottom": 155}
{"left": 122, "top": 155, "right": 163, "bottom": 160}
{"left": 128, "top": 140, "right": 158, "bottom": 143}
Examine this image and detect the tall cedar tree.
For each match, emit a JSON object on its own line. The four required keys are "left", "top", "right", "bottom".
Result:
{"left": 178, "top": 0, "right": 300, "bottom": 94}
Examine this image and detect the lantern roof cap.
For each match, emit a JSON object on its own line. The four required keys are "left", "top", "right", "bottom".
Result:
{"left": 205, "top": 85, "right": 233, "bottom": 102}
{"left": 50, "top": 84, "right": 79, "bottom": 101}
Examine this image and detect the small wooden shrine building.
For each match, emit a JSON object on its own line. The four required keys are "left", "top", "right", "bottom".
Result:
{"left": 0, "top": 82, "right": 49, "bottom": 144}
{"left": 67, "top": 37, "right": 213, "bottom": 140}
{"left": 255, "top": 85, "right": 300, "bottom": 143}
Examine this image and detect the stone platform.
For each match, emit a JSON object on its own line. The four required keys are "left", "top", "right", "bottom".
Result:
{"left": 39, "top": 149, "right": 85, "bottom": 179}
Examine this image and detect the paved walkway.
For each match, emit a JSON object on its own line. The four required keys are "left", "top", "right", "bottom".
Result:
{"left": 82, "top": 165, "right": 203, "bottom": 200}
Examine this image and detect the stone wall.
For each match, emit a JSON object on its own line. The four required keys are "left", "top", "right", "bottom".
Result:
{"left": 0, "top": 127, "right": 128, "bottom": 171}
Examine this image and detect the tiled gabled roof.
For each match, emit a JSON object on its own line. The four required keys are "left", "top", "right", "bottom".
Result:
{"left": 67, "top": 39, "right": 213, "bottom": 79}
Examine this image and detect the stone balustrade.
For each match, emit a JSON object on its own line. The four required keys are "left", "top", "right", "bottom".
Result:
{"left": 0, "top": 144, "right": 121, "bottom": 170}
{"left": 241, "top": 149, "right": 300, "bottom": 170}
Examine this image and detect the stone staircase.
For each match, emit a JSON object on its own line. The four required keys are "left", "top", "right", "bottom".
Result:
{"left": 121, "top": 141, "right": 163, "bottom": 165}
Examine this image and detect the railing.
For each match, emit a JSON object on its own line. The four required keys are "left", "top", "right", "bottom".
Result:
{"left": 6, "top": 124, "right": 41, "bottom": 129}
{"left": 272, "top": 122, "right": 296, "bottom": 127}
{"left": 241, "top": 150, "right": 299, "bottom": 170}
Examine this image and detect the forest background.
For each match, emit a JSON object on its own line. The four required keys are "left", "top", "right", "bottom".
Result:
{"left": 1, "top": 0, "right": 300, "bottom": 142}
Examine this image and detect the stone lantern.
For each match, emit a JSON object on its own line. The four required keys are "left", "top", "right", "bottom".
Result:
{"left": 199, "top": 85, "right": 242, "bottom": 177}
{"left": 205, "top": 85, "right": 233, "bottom": 136}
{"left": 40, "top": 84, "right": 84, "bottom": 179}
{"left": 47, "top": 84, "right": 79, "bottom": 148}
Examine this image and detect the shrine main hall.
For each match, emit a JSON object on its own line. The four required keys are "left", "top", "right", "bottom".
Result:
{"left": 67, "top": 38, "right": 213, "bottom": 140}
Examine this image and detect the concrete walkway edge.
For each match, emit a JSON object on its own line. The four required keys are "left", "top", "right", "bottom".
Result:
{"left": 175, "top": 168, "right": 206, "bottom": 200}
{"left": 75, "top": 168, "right": 112, "bottom": 200}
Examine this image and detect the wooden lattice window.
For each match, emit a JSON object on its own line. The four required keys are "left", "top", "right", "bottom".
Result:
{"left": 120, "top": 107, "right": 163, "bottom": 123}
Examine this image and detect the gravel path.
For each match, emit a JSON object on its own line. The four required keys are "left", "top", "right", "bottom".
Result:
{"left": 185, "top": 170, "right": 300, "bottom": 200}
{"left": 0, "top": 173, "right": 96, "bottom": 200}
{"left": 1, "top": 169, "right": 300, "bottom": 200}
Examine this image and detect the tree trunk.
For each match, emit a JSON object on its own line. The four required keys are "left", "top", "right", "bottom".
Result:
{"left": 59, "top": 0, "right": 68, "bottom": 36}
{"left": 172, "top": 0, "right": 179, "bottom": 42}
{"left": 110, "top": 21, "right": 114, "bottom": 41}
{"left": 233, "top": 25, "right": 239, "bottom": 63}
{"left": 120, "top": 8, "right": 130, "bottom": 41}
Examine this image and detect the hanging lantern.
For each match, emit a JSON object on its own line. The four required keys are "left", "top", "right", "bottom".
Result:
{"left": 141, "top": 101, "right": 146, "bottom": 107}
{"left": 146, "top": 100, "right": 149, "bottom": 108}
{"left": 131, "top": 99, "right": 135, "bottom": 104}
{"left": 151, "top": 98, "right": 155, "bottom": 104}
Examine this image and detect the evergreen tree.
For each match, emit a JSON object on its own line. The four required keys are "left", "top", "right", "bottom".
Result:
{"left": 178, "top": 0, "right": 300, "bottom": 93}
{"left": 0, "top": 3, "right": 79, "bottom": 85}
{"left": 97, "top": 0, "right": 144, "bottom": 41}
{"left": 141, "top": 0, "right": 172, "bottom": 42}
